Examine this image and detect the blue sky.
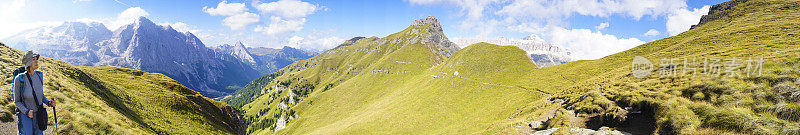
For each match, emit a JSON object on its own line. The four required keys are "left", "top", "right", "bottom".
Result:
{"left": 0, "top": 0, "right": 727, "bottom": 60}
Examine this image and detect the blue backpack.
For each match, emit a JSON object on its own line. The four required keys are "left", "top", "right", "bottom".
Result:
{"left": 11, "top": 67, "right": 43, "bottom": 113}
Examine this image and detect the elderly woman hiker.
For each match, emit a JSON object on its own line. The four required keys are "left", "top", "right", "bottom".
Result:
{"left": 13, "top": 51, "right": 56, "bottom": 135}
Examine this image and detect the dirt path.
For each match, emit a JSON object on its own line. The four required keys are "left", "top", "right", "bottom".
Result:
{"left": 0, "top": 116, "right": 56, "bottom": 135}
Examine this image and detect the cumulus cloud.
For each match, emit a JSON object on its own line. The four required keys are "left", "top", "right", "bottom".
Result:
{"left": 0, "top": 0, "right": 36, "bottom": 38}
{"left": 286, "top": 35, "right": 345, "bottom": 51}
{"left": 222, "top": 12, "right": 260, "bottom": 30}
{"left": 545, "top": 27, "right": 645, "bottom": 60}
{"left": 255, "top": 0, "right": 318, "bottom": 19}
{"left": 407, "top": 0, "right": 693, "bottom": 59}
{"left": 204, "top": 1, "right": 260, "bottom": 30}
{"left": 2, "top": 6, "right": 152, "bottom": 38}
{"left": 254, "top": 17, "right": 306, "bottom": 36}
{"left": 407, "top": 0, "right": 691, "bottom": 33}
{"left": 253, "top": 0, "right": 319, "bottom": 36}
{"left": 643, "top": 29, "right": 661, "bottom": 36}
{"left": 107, "top": 7, "right": 149, "bottom": 30}
{"left": 198, "top": 0, "right": 329, "bottom": 51}
{"left": 408, "top": 0, "right": 499, "bottom": 20}
{"left": 203, "top": 1, "right": 248, "bottom": 16}
{"left": 596, "top": 22, "right": 609, "bottom": 30}
{"left": 666, "top": 5, "right": 711, "bottom": 36}
{"left": 497, "top": 0, "right": 688, "bottom": 21}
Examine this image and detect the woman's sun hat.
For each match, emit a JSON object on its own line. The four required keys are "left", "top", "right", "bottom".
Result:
{"left": 21, "top": 50, "right": 40, "bottom": 67}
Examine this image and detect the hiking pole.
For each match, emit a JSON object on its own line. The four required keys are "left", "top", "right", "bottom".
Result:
{"left": 51, "top": 98, "right": 57, "bottom": 135}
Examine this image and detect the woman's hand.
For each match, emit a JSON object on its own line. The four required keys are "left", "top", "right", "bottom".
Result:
{"left": 27, "top": 110, "right": 33, "bottom": 118}
{"left": 48, "top": 100, "right": 56, "bottom": 107}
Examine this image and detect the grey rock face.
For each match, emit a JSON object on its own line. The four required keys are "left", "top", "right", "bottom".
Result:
{"left": 215, "top": 42, "right": 318, "bottom": 75}
{"left": 411, "top": 16, "right": 460, "bottom": 58}
{"left": 215, "top": 42, "right": 257, "bottom": 66}
{"left": 94, "top": 17, "right": 260, "bottom": 97}
{"left": 334, "top": 37, "right": 365, "bottom": 49}
{"left": 5, "top": 17, "right": 260, "bottom": 98}
{"left": 245, "top": 46, "right": 316, "bottom": 75}
{"left": 690, "top": 0, "right": 748, "bottom": 29}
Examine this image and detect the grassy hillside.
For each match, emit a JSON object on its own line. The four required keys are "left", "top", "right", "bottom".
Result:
{"left": 227, "top": 18, "right": 554, "bottom": 134}
{"left": 0, "top": 42, "right": 243, "bottom": 134}
{"left": 229, "top": 0, "right": 800, "bottom": 134}
{"left": 507, "top": 0, "right": 800, "bottom": 134}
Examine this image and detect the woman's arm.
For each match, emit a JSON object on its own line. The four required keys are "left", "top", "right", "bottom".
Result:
{"left": 13, "top": 75, "right": 28, "bottom": 114}
{"left": 42, "top": 89, "right": 50, "bottom": 106}
{"left": 39, "top": 71, "right": 50, "bottom": 106}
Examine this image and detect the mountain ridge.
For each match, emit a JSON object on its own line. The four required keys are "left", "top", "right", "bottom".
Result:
{"left": 2, "top": 17, "right": 319, "bottom": 98}
{"left": 226, "top": 16, "right": 543, "bottom": 134}
{"left": 90, "top": 16, "right": 260, "bottom": 97}
{"left": 0, "top": 42, "right": 244, "bottom": 134}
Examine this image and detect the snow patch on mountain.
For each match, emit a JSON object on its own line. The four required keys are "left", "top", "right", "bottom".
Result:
{"left": 455, "top": 35, "right": 573, "bottom": 68}
{"left": 4, "top": 17, "right": 261, "bottom": 97}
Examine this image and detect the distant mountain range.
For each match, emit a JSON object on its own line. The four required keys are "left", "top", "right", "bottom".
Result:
{"left": 455, "top": 35, "right": 573, "bottom": 68}
{"left": 3, "top": 17, "right": 315, "bottom": 98}
{"left": 215, "top": 43, "right": 317, "bottom": 75}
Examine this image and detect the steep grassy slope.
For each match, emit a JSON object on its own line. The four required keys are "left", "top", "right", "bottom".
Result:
{"left": 227, "top": 16, "right": 553, "bottom": 134}
{"left": 280, "top": 43, "right": 545, "bottom": 134}
{"left": 502, "top": 0, "right": 800, "bottom": 134}
{"left": 0, "top": 42, "right": 242, "bottom": 134}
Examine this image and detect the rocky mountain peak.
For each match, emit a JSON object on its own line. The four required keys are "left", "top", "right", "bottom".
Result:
{"left": 335, "top": 36, "right": 365, "bottom": 48}
{"left": 690, "top": 0, "right": 748, "bottom": 29}
{"left": 281, "top": 46, "right": 296, "bottom": 51}
{"left": 235, "top": 41, "right": 247, "bottom": 49}
{"left": 63, "top": 21, "right": 107, "bottom": 30}
{"left": 55, "top": 21, "right": 112, "bottom": 41}
{"left": 410, "top": 16, "right": 445, "bottom": 35}
{"left": 133, "top": 16, "right": 158, "bottom": 30}
{"left": 522, "top": 34, "right": 545, "bottom": 41}
{"left": 2, "top": 20, "right": 112, "bottom": 65}
{"left": 280, "top": 46, "right": 315, "bottom": 57}
{"left": 409, "top": 16, "right": 458, "bottom": 58}
{"left": 215, "top": 42, "right": 256, "bottom": 66}
{"left": 411, "top": 16, "right": 441, "bottom": 28}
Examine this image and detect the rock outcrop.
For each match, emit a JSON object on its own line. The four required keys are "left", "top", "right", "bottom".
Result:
{"left": 690, "top": 0, "right": 749, "bottom": 29}
{"left": 215, "top": 42, "right": 257, "bottom": 66}
{"left": 334, "top": 36, "right": 366, "bottom": 49}
{"left": 411, "top": 16, "right": 460, "bottom": 58}
{"left": 244, "top": 46, "right": 317, "bottom": 74}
